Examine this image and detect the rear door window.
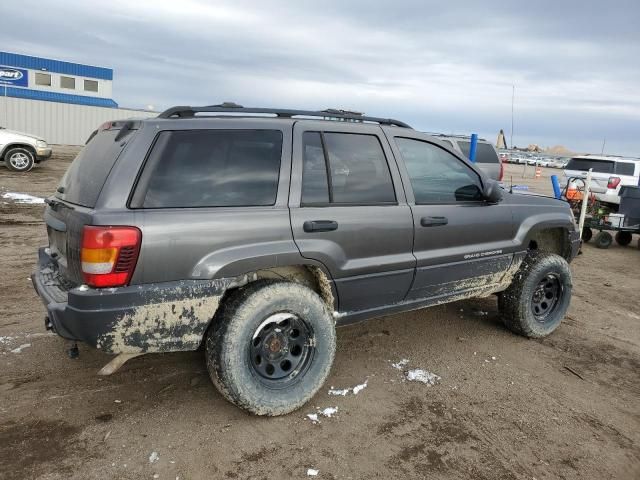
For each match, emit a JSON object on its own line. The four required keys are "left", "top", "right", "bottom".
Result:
{"left": 566, "top": 158, "right": 614, "bottom": 174}
{"left": 134, "top": 130, "right": 283, "bottom": 208}
{"left": 56, "top": 129, "right": 126, "bottom": 207}
{"left": 301, "top": 132, "right": 396, "bottom": 205}
{"left": 458, "top": 141, "right": 499, "bottom": 163}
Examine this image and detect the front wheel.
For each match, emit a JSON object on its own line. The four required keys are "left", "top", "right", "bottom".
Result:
{"left": 498, "top": 251, "right": 572, "bottom": 338}
{"left": 615, "top": 231, "right": 632, "bottom": 246}
{"left": 206, "top": 281, "right": 336, "bottom": 416}
{"left": 4, "top": 147, "right": 35, "bottom": 172}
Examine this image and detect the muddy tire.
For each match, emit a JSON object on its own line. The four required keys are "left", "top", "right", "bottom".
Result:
{"left": 4, "top": 147, "right": 35, "bottom": 172}
{"left": 498, "top": 251, "right": 572, "bottom": 338}
{"left": 581, "top": 227, "right": 592, "bottom": 243}
{"left": 205, "top": 280, "right": 336, "bottom": 416}
{"left": 594, "top": 231, "right": 613, "bottom": 249}
{"left": 614, "top": 231, "right": 632, "bottom": 246}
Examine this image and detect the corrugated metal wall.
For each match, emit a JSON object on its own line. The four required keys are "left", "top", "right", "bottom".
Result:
{"left": 0, "top": 96, "right": 157, "bottom": 145}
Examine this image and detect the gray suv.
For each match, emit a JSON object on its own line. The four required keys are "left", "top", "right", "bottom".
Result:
{"left": 32, "top": 104, "right": 580, "bottom": 415}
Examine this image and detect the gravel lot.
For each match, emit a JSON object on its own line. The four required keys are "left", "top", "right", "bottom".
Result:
{"left": 1, "top": 154, "right": 639, "bottom": 480}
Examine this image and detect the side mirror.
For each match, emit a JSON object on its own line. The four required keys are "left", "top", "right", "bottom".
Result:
{"left": 483, "top": 179, "right": 503, "bottom": 203}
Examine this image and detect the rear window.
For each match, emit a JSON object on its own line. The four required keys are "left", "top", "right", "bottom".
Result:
{"left": 458, "top": 141, "right": 499, "bottom": 163}
{"left": 133, "top": 130, "right": 283, "bottom": 208}
{"left": 615, "top": 162, "right": 636, "bottom": 176}
{"left": 566, "top": 158, "right": 615, "bottom": 174}
{"left": 56, "top": 129, "right": 125, "bottom": 207}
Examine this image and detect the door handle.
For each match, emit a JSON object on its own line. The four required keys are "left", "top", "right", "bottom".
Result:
{"left": 303, "top": 220, "right": 339, "bottom": 233}
{"left": 420, "top": 216, "right": 448, "bottom": 227}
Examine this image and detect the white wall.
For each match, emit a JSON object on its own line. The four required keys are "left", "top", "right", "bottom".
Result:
{"left": 0, "top": 96, "right": 157, "bottom": 145}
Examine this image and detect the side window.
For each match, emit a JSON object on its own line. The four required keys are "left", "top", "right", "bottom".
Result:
{"left": 396, "top": 138, "right": 484, "bottom": 203}
{"left": 136, "top": 130, "right": 283, "bottom": 208}
{"left": 301, "top": 132, "right": 396, "bottom": 205}
{"left": 302, "top": 132, "right": 329, "bottom": 204}
{"left": 615, "top": 162, "right": 635, "bottom": 176}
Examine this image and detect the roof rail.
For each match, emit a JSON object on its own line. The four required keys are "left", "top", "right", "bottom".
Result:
{"left": 425, "top": 132, "right": 487, "bottom": 141}
{"left": 157, "top": 103, "right": 412, "bottom": 128}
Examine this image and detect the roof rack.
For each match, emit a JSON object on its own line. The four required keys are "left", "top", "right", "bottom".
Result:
{"left": 157, "top": 102, "right": 412, "bottom": 128}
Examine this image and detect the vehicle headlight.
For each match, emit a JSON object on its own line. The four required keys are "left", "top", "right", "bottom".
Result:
{"left": 36, "top": 140, "right": 48, "bottom": 148}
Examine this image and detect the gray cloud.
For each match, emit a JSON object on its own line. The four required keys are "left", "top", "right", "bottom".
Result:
{"left": 1, "top": 0, "right": 638, "bottom": 155}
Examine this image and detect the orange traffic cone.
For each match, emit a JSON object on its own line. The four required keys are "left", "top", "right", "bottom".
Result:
{"left": 535, "top": 166, "right": 542, "bottom": 179}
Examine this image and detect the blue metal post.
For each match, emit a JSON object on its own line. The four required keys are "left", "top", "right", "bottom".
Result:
{"left": 551, "top": 175, "right": 562, "bottom": 199}
{"left": 469, "top": 133, "right": 478, "bottom": 162}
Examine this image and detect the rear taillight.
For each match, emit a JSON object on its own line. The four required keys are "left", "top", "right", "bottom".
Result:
{"left": 607, "top": 176, "right": 621, "bottom": 189}
{"left": 498, "top": 159, "right": 504, "bottom": 181}
{"left": 81, "top": 226, "right": 141, "bottom": 287}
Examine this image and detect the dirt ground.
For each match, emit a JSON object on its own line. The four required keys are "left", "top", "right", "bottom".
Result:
{"left": 1, "top": 155, "right": 639, "bottom": 480}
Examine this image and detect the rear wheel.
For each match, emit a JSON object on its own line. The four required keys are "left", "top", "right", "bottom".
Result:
{"left": 581, "top": 227, "right": 593, "bottom": 243}
{"left": 4, "top": 147, "right": 35, "bottom": 172}
{"left": 206, "top": 280, "right": 336, "bottom": 416}
{"left": 615, "top": 231, "right": 633, "bottom": 246}
{"left": 498, "top": 251, "right": 572, "bottom": 338}
{"left": 594, "top": 231, "right": 613, "bottom": 249}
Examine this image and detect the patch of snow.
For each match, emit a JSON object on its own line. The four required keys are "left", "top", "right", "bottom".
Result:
{"left": 306, "top": 413, "right": 319, "bottom": 424}
{"left": 10, "top": 343, "right": 31, "bottom": 353}
{"left": 2, "top": 192, "right": 45, "bottom": 204}
{"left": 307, "top": 468, "right": 319, "bottom": 476}
{"left": 391, "top": 359, "right": 409, "bottom": 370}
{"left": 328, "top": 387, "right": 349, "bottom": 396}
{"left": 149, "top": 451, "right": 159, "bottom": 463}
{"left": 320, "top": 406, "right": 338, "bottom": 417}
{"left": 0, "top": 336, "right": 14, "bottom": 345}
{"left": 491, "top": 356, "right": 497, "bottom": 361}
{"left": 328, "top": 379, "right": 367, "bottom": 396}
{"left": 406, "top": 369, "right": 441, "bottom": 386}
{"left": 352, "top": 381, "right": 367, "bottom": 395}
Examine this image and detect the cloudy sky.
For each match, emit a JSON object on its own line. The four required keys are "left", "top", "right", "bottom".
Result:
{"left": 2, "top": 0, "right": 639, "bottom": 154}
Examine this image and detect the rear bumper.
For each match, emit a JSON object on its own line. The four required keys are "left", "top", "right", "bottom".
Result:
{"left": 31, "top": 247, "right": 235, "bottom": 354}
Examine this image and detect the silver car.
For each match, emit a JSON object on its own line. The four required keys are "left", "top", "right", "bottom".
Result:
{"left": 435, "top": 135, "right": 503, "bottom": 181}
{"left": 0, "top": 126, "right": 52, "bottom": 172}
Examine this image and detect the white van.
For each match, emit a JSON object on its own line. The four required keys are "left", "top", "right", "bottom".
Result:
{"left": 562, "top": 155, "right": 640, "bottom": 208}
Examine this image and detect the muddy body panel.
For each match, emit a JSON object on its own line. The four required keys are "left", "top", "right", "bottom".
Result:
{"left": 32, "top": 247, "right": 237, "bottom": 354}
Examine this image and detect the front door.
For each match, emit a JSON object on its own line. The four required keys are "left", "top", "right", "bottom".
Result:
{"left": 289, "top": 121, "right": 415, "bottom": 313}
{"left": 384, "top": 130, "right": 515, "bottom": 301}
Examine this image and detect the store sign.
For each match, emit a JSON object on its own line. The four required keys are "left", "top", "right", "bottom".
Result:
{"left": 0, "top": 66, "right": 28, "bottom": 87}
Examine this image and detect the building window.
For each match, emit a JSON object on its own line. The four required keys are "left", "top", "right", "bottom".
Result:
{"left": 60, "top": 76, "right": 75, "bottom": 89}
{"left": 84, "top": 79, "right": 99, "bottom": 92}
{"left": 35, "top": 72, "right": 51, "bottom": 86}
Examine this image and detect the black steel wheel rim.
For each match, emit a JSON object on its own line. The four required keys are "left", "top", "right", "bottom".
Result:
{"left": 249, "top": 312, "right": 314, "bottom": 388}
{"left": 531, "top": 274, "right": 562, "bottom": 323}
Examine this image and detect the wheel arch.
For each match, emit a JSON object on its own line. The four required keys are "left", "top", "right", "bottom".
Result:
{"left": 1, "top": 143, "right": 37, "bottom": 160}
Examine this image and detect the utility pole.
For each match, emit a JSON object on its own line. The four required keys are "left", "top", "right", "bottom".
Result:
{"left": 510, "top": 85, "right": 515, "bottom": 149}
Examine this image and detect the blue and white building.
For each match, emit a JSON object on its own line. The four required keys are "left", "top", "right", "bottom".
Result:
{"left": 0, "top": 51, "right": 156, "bottom": 145}
{"left": 0, "top": 51, "right": 117, "bottom": 108}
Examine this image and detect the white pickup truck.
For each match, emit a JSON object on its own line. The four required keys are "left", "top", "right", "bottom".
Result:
{"left": 0, "top": 127, "right": 52, "bottom": 172}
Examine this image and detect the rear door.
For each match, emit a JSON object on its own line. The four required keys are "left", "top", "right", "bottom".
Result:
{"left": 289, "top": 121, "right": 415, "bottom": 313}
{"left": 563, "top": 157, "right": 615, "bottom": 193}
{"left": 384, "top": 129, "right": 515, "bottom": 301}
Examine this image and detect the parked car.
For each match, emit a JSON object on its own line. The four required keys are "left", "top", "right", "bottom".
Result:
{"left": 435, "top": 135, "right": 503, "bottom": 181}
{"left": 32, "top": 104, "right": 580, "bottom": 416}
{"left": 0, "top": 126, "right": 52, "bottom": 172}
{"left": 562, "top": 155, "right": 640, "bottom": 209}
